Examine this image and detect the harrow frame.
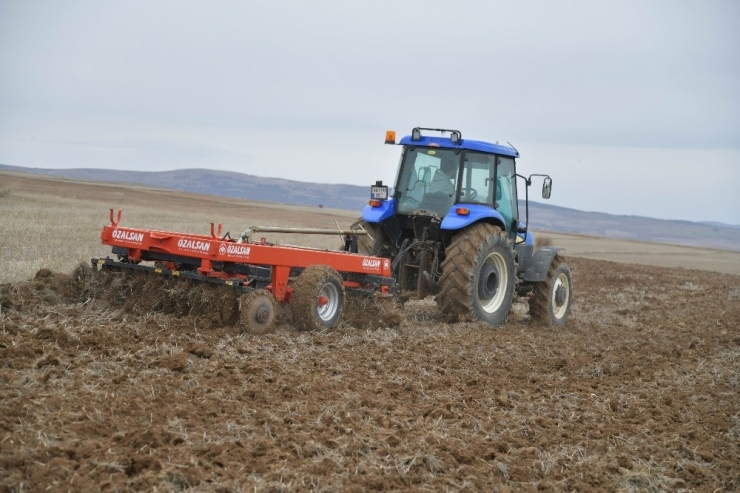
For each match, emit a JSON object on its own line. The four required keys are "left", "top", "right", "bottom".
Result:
{"left": 92, "top": 209, "right": 397, "bottom": 303}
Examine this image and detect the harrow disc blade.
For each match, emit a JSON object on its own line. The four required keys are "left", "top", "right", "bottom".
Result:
{"left": 240, "top": 289, "right": 276, "bottom": 335}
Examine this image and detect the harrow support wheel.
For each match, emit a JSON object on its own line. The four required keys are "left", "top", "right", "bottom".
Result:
{"left": 437, "top": 223, "right": 516, "bottom": 326}
{"left": 529, "top": 256, "right": 573, "bottom": 326}
{"left": 239, "top": 289, "right": 276, "bottom": 334}
{"left": 292, "top": 265, "right": 344, "bottom": 331}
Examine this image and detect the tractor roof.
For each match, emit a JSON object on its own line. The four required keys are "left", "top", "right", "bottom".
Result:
{"left": 398, "top": 134, "right": 520, "bottom": 158}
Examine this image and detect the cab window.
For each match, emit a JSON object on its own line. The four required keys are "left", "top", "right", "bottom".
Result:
{"left": 397, "top": 147, "right": 458, "bottom": 213}
{"left": 460, "top": 153, "right": 495, "bottom": 205}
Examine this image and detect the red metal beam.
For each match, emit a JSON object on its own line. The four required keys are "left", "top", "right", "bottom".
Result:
{"left": 100, "top": 212, "right": 393, "bottom": 282}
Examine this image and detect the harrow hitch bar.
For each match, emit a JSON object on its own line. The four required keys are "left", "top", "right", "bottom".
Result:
{"left": 238, "top": 226, "right": 367, "bottom": 243}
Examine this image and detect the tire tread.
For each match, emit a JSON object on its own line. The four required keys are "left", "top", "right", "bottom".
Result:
{"left": 529, "top": 255, "right": 572, "bottom": 326}
{"left": 437, "top": 223, "right": 515, "bottom": 325}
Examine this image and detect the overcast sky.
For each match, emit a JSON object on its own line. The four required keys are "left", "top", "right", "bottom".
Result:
{"left": 1, "top": 0, "right": 738, "bottom": 224}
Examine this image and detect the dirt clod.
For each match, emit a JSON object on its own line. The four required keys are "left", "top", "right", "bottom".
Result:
{"left": 159, "top": 352, "right": 188, "bottom": 371}
{"left": 185, "top": 343, "right": 214, "bottom": 359}
{"left": 342, "top": 295, "right": 402, "bottom": 329}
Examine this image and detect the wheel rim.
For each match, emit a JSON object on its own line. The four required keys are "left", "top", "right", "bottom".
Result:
{"left": 254, "top": 304, "right": 271, "bottom": 324}
{"left": 248, "top": 300, "right": 274, "bottom": 333}
{"left": 478, "top": 252, "right": 508, "bottom": 313}
{"left": 317, "top": 282, "right": 340, "bottom": 322}
{"left": 551, "top": 273, "right": 570, "bottom": 319}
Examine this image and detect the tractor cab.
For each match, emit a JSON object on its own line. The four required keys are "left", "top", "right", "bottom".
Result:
{"left": 366, "top": 127, "right": 522, "bottom": 240}
{"left": 395, "top": 144, "right": 519, "bottom": 236}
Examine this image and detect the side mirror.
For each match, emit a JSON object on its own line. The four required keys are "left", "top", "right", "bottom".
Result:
{"left": 542, "top": 177, "right": 552, "bottom": 199}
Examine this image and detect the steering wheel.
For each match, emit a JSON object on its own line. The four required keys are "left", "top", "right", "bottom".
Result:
{"left": 404, "top": 195, "right": 421, "bottom": 206}
{"left": 460, "top": 188, "right": 478, "bottom": 200}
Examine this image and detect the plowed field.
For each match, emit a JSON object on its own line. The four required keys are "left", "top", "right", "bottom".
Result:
{"left": 1, "top": 256, "right": 739, "bottom": 492}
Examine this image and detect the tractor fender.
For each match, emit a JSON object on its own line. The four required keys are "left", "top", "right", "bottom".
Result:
{"left": 440, "top": 204, "right": 506, "bottom": 231}
{"left": 523, "top": 247, "right": 565, "bottom": 282}
{"left": 361, "top": 198, "right": 396, "bottom": 223}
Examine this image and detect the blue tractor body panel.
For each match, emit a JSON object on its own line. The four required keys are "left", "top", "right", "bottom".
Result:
{"left": 398, "top": 135, "right": 519, "bottom": 158}
{"left": 364, "top": 201, "right": 535, "bottom": 245}
{"left": 519, "top": 223, "right": 534, "bottom": 246}
{"left": 361, "top": 198, "right": 396, "bottom": 223}
{"left": 440, "top": 204, "right": 507, "bottom": 231}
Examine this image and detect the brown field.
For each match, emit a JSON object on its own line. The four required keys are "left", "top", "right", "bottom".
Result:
{"left": 539, "top": 233, "right": 740, "bottom": 277}
{"left": 1, "top": 172, "right": 739, "bottom": 491}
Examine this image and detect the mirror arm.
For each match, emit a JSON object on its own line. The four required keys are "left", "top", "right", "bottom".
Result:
{"left": 516, "top": 173, "right": 530, "bottom": 236}
{"left": 520, "top": 173, "right": 554, "bottom": 237}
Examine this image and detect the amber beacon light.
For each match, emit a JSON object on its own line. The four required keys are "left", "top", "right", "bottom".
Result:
{"left": 384, "top": 130, "right": 396, "bottom": 145}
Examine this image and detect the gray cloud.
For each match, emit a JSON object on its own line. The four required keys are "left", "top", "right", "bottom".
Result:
{"left": 1, "top": 0, "right": 738, "bottom": 223}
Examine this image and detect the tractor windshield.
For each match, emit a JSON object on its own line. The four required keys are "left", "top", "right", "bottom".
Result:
{"left": 396, "top": 147, "right": 459, "bottom": 216}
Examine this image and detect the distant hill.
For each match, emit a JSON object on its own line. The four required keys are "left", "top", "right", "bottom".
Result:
{"left": 2, "top": 163, "right": 739, "bottom": 251}
{"left": 702, "top": 221, "right": 740, "bottom": 231}
{"left": 520, "top": 202, "right": 740, "bottom": 251}
{"left": 0, "top": 164, "right": 370, "bottom": 211}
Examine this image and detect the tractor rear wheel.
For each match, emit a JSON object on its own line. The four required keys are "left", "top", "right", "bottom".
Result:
{"left": 292, "top": 265, "right": 345, "bottom": 331}
{"left": 353, "top": 220, "right": 392, "bottom": 257}
{"left": 529, "top": 256, "right": 573, "bottom": 326}
{"left": 437, "top": 223, "right": 516, "bottom": 326}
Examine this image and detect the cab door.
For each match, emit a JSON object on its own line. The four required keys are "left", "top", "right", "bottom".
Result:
{"left": 495, "top": 156, "right": 519, "bottom": 239}
{"left": 459, "top": 153, "right": 518, "bottom": 237}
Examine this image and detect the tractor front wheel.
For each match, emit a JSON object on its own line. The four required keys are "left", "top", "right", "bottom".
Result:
{"left": 437, "top": 223, "right": 516, "bottom": 326}
{"left": 529, "top": 256, "right": 573, "bottom": 326}
{"left": 292, "top": 265, "right": 345, "bottom": 331}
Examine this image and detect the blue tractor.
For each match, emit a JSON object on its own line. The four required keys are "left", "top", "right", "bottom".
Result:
{"left": 348, "top": 127, "right": 573, "bottom": 326}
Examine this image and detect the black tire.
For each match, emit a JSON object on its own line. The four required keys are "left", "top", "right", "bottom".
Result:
{"left": 529, "top": 256, "right": 573, "bottom": 326}
{"left": 437, "top": 223, "right": 516, "bottom": 326}
{"left": 352, "top": 219, "right": 392, "bottom": 257}
{"left": 292, "top": 265, "right": 345, "bottom": 331}
{"left": 239, "top": 289, "right": 276, "bottom": 334}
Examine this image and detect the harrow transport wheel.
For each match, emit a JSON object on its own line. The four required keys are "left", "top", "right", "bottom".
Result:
{"left": 529, "top": 256, "right": 573, "bottom": 326}
{"left": 239, "top": 289, "right": 276, "bottom": 334}
{"left": 292, "top": 265, "right": 344, "bottom": 331}
{"left": 437, "top": 223, "right": 516, "bottom": 326}
{"left": 352, "top": 219, "right": 392, "bottom": 257}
